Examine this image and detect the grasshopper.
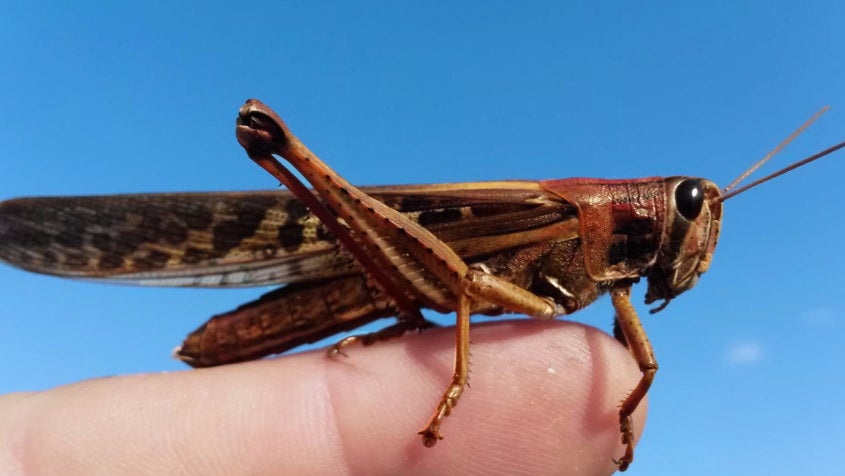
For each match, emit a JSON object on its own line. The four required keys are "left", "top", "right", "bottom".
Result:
{"left": 0, "top": 100, "right": 842, "bottom": 470}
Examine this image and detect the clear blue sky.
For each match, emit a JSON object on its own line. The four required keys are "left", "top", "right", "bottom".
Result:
{"left": 1, "top": 3, "right": 844, "bottom": 475}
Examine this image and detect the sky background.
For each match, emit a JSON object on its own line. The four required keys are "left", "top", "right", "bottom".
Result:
{"left": 1, "top": 2, "right": 844, "bottom": 475}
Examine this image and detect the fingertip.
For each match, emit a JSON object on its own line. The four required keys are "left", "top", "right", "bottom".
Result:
{"left": 325, "top": 320, "right": 647, "bottom": 475}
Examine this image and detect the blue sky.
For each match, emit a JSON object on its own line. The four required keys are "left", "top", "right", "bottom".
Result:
{"left": 1, "top": 3, "right": 844, "bottom": 475}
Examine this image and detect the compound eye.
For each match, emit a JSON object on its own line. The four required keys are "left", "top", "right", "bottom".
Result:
{"left": 675, "top": 179, "right": 704, "bottom": 220}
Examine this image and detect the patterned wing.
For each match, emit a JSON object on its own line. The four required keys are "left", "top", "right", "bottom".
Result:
{"left": 0, "top": 183, "right": 577, "bottom": 287}
{"left": 0, "top": 191, "right": 353, "bottom": 286}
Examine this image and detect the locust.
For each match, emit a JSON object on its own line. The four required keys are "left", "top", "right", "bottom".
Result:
{"left": 1, "top": 100, "right": 842, "bottom": 470}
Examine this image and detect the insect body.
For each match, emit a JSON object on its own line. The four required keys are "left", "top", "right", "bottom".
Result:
{"left": 0, "top": 100, "right": 841, "bottom": 470}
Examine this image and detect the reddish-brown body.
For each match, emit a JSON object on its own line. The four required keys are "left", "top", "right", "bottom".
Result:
{"left": 0, "top": 100, "right": 840, "bottom": 471}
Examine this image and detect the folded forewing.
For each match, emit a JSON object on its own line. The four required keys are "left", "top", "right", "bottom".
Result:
{"left": 0, "top": 182, "right": 577, "bottom": 287}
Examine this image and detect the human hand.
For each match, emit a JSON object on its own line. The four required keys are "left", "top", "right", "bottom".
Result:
{"left": 0, "top": 320, "right": 646, "bottom": 475}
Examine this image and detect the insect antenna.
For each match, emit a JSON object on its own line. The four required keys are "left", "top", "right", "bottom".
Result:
{"left": 718, "top": 139, "right": 845, "bottom": 202}
{"left": 723, "top": 106, "right": 829, "bottom": 192}
{"left": 718, "top": 106, "right": 845, "bottom": 202}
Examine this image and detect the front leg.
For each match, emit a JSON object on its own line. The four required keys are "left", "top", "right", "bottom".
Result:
{"left": 610, "top": 283, "right": 658, "bottom": 471}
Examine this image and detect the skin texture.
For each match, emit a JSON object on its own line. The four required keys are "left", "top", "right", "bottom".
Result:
{"left": 0, "top": 320, "right": 646, "bottom": 476}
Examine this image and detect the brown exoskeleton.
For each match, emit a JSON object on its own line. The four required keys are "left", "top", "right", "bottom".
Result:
{"left": 0, "top": 100, "right": 841, "bottom": 470}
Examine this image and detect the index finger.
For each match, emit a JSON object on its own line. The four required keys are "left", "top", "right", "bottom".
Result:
{"left": 0, "top": 320, "right": 646, "bottom": 475}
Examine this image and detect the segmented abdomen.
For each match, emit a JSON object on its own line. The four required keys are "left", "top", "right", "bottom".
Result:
{"left": 176, "top": 274, "right": 397, "bottom": 367}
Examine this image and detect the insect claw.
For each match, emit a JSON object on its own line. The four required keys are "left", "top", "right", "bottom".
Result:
{"left": 326, "top": 346, "right": 350, "bottom": 359}
{"left": 418, "top": 429, "right": 443, "bottom": 448}
{"left": 613, "top": 456, "right": 631, "bottom": 472}
{"left": 326, "top": 338, "right": 354, "bottom": 358}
